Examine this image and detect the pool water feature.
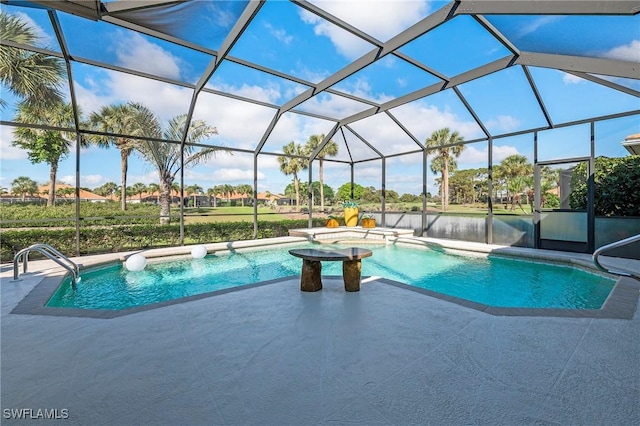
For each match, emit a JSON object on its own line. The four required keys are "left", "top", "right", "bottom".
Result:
{"left": 47, "top": 243, "right": 615, "bottom": 311}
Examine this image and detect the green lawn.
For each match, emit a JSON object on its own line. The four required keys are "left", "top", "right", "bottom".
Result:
{"left": 183, "top": 206, "right": 290, "bottom": 223}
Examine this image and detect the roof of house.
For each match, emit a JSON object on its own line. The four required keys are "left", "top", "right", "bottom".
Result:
{"left": 622, "top": 133, "right": 640, "bottom": 155}
{"left": 37, "top": 184, "right": 107, "bottom": 201}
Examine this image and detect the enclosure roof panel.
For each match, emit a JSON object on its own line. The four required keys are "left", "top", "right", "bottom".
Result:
{"left": 1, "top": 0, "right": 638, "bottom": 162}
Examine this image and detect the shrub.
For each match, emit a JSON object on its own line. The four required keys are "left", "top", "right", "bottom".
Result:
{"left": 0, "top": 203, "right": 178, "bottom": 228}
{"left": 0, "top": 219, "right": 326, "bottom": 262}
{"left": 570, "top": 156, "right": 640, "bottom": 216}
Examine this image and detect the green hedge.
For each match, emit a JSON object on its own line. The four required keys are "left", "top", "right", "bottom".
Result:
{"left": 1, "top": 219, "right": 325, "bottom": 262}
{"left": 570, "top": 156, "right": 640, "bottom": 216}
{"left": 0, "top": 203, "right": 178, "bottom": 228}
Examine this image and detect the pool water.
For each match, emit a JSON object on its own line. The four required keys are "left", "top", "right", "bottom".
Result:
{"left": 47, "top": 243, "right": 615, "bottom": 310}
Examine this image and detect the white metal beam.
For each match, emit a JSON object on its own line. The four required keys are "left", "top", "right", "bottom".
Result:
{"left": 454, "top": 0, "right": 640, "bottom": 15}
{"left": 517, "top": 52, "right": 640, "bottom": 80}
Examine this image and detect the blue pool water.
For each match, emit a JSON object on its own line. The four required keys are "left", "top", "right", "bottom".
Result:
{"left": 47, "top": 243, "right": 615, "bottom": 310}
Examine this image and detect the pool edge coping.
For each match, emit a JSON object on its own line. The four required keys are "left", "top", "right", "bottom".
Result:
{"left": 10, "top": 272, "right": 638, "bottom": 320}
{"left": 7, "top": 234, "right": 640, "bottom": 320}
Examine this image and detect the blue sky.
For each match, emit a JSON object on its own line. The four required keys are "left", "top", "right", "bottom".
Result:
{"left": 1, "top": 0, "right": 639, "bottom": 198}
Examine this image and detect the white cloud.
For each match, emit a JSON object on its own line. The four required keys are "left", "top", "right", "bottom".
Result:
{"left": 0, "top": 126, "right": 28, "bottom": 160}
{"left": 209, "top": 81, "right": 282, "bottom": 104}
{"left": 293, "top": 65, "right": 331, "bottom": 84}
{"left": 75, "top": 67, "right": 193, "bottom": 123}
{"left": 212, "top": 168, "right": 266, "bottom": 182}
{"left": 206, "top": 152, "right": 252, "bottom": 169}
{"left": 296, "top": 92, "right": 372, "bottom": 119}
{"left": 387, "top": 173, "right": 422, "bottom": 184}
{"left": 299, "top": 9, "right": 372, "bottom": 60}
{"left": 192, "top": 92, "right": 278, "bottom": 149}
{"left": 264, "top": 23, "right": 293, "bottom": 45}
{"left": 348, "top": 112, "right": 419, "bottom": 157}
{"left": 59, "top": 175, "right": 74, "bottom": 185}
{"left": 263, "top": 113, "right": 337, "bottom": 154}
{"left": 492, "top": 145, "right": 521, "bottom": 163}
{"left": 517, "top": 16, "right": 563, "bottom": 37}
{"left": 128, "top": 171, "right": 160, "bottom": 186}
{"left": 334, "top": 77, "right": 395, "bottom": 104}
{"left": 456, "top": 146, "right": 486, "bottom": 164}
{"left": 80, "top": 174, "right": 105, "bottom": 186}
{"left": 457, "top": 144, "right": 519, "bottom": 165}
{"left": 14, "top": 12, "right": 54, "bottom": 47}
{"left": 352, "top": 166, "right": 382, "bottom": 180}
{"left": 389, "top": 101, "right": 484, "bottom": 142}
{"left": 604, "top": 40, "right": 640, "bottom": 62}
{"left": 114, "top": 32, "right": 182, "bottom": 81}
{"left": 302, "top": 1, "right": 430, "bottom": 59}
{"left": 486, "top": 115, "right": 520, "bottom": 133}
{"left": 562, "top": 73, "right": 583, "bottom": 85}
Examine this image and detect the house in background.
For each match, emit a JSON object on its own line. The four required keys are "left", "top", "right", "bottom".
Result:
{"left": 1, "top": 183, "right": 106, "bottom": 204}
{"left": 39, "top": 184, "right": 108, "bottom": 203}
{"left": 256, "top": 192, "right": 293, "bottom": 206}
{"left": 622, "top": 133, "right": 640, "bottom": 155}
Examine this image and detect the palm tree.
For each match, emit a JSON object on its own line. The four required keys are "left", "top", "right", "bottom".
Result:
{"left": 209, "top": 185, "right": 225, "bottom": 207}
{"left": 87, "top": 102, "right": 157, "bottom": 211}
{"left": 235, "top": 184, "right": 253, "bottom": 206}
{"left": 499, "top": 154, "right": 532, "bottom": 211}
{"left": 539, "top": 166, "right": 559, "bottom": 208}
{"left": 221, "top": 184, "right": 234, "bottom": 205}
{"left": 507, "top": 176, "right": 528, "bottom": 213}
{"left": 55, "top": 185, "right": 75, "bottom": 203}
{"left": 135, "top": 114, "right": 219, "bottom": 225}
{"left": 12, "top": 101, "right": 78, "bottom": 206}
{"left": 206, "top": 186, "right": 218, "bottom": 207}
{"left": 147, "top": 182, "right": 160, "bottom": 204}
{"left": 93, "top": 181, "right": 118, "bottom": 199}
{"left": 0, "top": 11, "right": 64, "bottom": 109}
{"left": 305, "top": 134, "right": 338, "bottom": 212}
{"left": 425, "top": 128, "right": 465, "bottom": 211}
{"left": 184, "top": 184, "right": 203, "bottom": 207}
{"left": 11, "top": 176, "right": 37, "bottom": 201}
{"left": 131, "top": 182, "right": 147, "bottom": 201}
{"left": 277, "top": 141, "right": 308, "bottom": 210}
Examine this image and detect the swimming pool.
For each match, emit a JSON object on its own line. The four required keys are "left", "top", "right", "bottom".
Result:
{"left": 47, "top": 242, "right": 615, "bottom": 311}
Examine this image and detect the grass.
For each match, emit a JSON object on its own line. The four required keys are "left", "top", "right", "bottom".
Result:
{"left": 183, "top": 207, "right": 290, "bottom": 223}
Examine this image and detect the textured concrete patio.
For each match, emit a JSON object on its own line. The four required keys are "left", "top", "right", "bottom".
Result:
{"left": 1, "top": 248, "right": 639, "bottom": 425}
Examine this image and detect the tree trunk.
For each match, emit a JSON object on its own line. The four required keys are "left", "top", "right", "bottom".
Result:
{"left": 319, "top": 159, "right": 325, "bottom": 212}
{"left": 120, "top": 151, "right": 128, "bottom": 211}
{"left": 293, "top": 174, "right": 300, "bottom": 210}
{"left": 442, "top": 162, "right": 449, "bottom": 212}
{"left": 48, "top": 163, "right": 58, "bottom": 207}
{"left": 159, "top": 175, "right": 172, "bottom": 225}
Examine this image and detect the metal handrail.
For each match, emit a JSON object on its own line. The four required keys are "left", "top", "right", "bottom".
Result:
{"left": 592, "top": 234, "right": 640, "bottom": 281}
{"left": 13, "top": 243, "right": 80, "bottom": 285}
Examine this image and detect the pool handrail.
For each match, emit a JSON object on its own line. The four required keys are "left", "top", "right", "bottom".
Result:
{"left": 592, "top": 234, "right": 640, "bottom": 282}
{"left": 13, "top": 243, "right": 80, "bottom": 285}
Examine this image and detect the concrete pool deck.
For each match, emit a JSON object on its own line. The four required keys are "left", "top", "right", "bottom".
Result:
{"left": 1, "top": 236, "right": 639, "bottom": 425}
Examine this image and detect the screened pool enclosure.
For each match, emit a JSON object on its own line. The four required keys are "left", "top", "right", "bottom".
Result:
{"left": 1, "top": 0, "right": 639, "bottom": 258}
